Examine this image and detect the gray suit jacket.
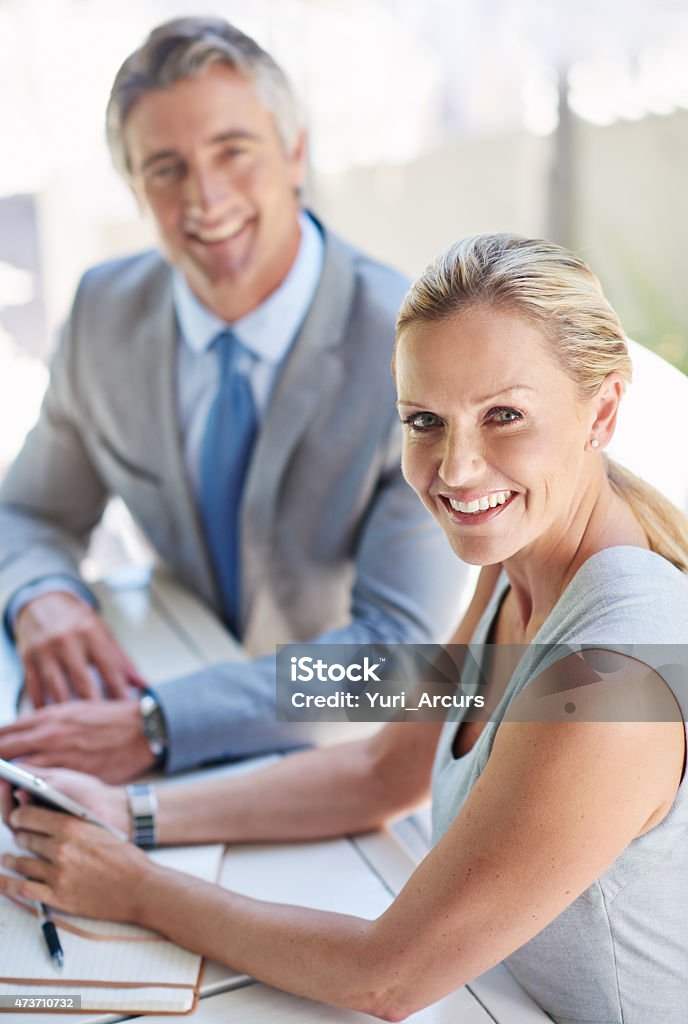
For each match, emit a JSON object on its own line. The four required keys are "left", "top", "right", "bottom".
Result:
{"left": 0, "top": 224, "right": 467, "bottom": 770}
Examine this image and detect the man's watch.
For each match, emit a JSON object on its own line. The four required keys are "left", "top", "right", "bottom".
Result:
{"left": 139, "top": 693, "right": 168, "bottom": 764}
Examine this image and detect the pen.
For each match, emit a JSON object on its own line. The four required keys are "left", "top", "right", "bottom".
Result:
{"left": 37, "top": 903, "right": 64, "bottom": 970}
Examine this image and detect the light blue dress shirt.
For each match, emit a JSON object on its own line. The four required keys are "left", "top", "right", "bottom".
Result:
{"left": 7, "top": 214, "right": 324, "bottom": 628}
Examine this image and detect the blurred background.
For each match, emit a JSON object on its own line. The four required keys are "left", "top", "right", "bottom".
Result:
{"left": 1, "top": 0, "right": 688, "bottom": 476}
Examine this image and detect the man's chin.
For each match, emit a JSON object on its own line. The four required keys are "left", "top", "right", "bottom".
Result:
{"left": 180, "top": 255, "right": 270, "bottom": 321}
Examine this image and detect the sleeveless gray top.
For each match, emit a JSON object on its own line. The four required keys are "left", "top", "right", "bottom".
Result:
{"left": 432, "top": 547, "right": 688, "bottom": 1024}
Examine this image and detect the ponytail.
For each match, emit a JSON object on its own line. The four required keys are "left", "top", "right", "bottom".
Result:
{"left": 606, "top": 457, "right": 688, "bottom": 573}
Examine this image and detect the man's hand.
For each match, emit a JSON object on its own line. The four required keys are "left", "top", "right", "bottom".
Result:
{"left": 15, "top": 591, "right": 146, "bottom": 705}
{"left": 0, "top": 700, "right": 156, "bottom": 783}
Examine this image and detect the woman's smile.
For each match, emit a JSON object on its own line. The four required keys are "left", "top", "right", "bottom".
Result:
{"left": 439, "top": 488, "right": 517, "bottom": 525}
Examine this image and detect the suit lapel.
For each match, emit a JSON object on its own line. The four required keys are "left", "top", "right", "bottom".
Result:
{"left": 239, "top": 230, "right": 357, "bottom": 631}
{"left": 138, "top": 265, "right": 218, "bottom": 607}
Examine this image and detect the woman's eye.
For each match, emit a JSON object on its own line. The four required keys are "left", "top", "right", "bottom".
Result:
{"left": 403, "top": 412, "right": 441, "bottom": 431}
{"left": 488, "top": 407, "right": 523, "bottom": 425}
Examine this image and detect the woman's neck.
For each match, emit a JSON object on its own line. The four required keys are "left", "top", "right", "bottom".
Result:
{"left": 501, "top": 468, "right": 649, "bottom": 642}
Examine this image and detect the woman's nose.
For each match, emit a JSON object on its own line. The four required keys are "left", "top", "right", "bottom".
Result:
{"left": 438, "top": 432, "right": 484, "bottom": 487}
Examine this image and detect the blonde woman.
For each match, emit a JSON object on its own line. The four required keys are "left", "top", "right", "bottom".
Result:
{"left": 2, "top": 235, "right": 687, "bottom": 1024}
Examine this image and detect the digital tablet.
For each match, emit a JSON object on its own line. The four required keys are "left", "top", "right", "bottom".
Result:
{"left": 0, "top": 757, "right": 127, "bottom": 839}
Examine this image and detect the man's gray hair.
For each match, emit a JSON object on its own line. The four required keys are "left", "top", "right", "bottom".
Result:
{"left": 106, "top": 16, "right": 303, "bottom": 177}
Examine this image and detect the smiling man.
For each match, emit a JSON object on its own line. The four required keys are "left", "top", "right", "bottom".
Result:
{"left": 127, "top": 63, "right": 306, "bottom": 321}
{"left": 0, "top": 17, "right": 465, "bottom": 782}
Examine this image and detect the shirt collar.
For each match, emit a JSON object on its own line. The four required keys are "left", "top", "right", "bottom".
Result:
{"left": 173, "top": 212, "right": 324, "bottom": 363}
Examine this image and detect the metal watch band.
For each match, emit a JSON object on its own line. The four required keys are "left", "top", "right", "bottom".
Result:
{"left": 126, "top": 783, "right": 158, "bottom": 848}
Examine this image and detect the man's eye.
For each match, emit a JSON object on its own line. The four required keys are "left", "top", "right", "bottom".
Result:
{"left": 403, "top": 412, "right": 441, "bottom": 431}
{"left": 488, "top": 407, "right": 523, "bottom": 425}
{"left": 149, "top": 163, "right": 183, "bottom": 184}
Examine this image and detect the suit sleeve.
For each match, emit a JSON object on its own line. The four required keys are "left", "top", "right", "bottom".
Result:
{"left": 152, "top": 417, "right": 469, "bottom": 773}
{"left": 0, "top": 278, "right": 108, "bottom": 618}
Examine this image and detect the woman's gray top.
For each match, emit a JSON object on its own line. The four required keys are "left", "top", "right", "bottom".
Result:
{"left": 432, "top": 546, "right": 688, "bottom": 1024}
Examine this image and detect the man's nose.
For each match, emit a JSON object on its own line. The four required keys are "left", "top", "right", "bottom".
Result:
{"left": 184, "top": 165, "right": 230, "bottom": 214}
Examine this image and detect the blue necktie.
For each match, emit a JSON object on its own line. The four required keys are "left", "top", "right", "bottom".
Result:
{"left": 199, "top": 331, "right": 257, "bottom": 631}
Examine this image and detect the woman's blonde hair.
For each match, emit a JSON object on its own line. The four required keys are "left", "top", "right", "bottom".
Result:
{"left": 396, "top": 233, "right": 688, "bottom": 572}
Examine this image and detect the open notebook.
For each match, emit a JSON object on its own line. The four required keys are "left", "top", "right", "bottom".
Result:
{"left": 0, "top": 821, "right": 224, "bottom": 1014}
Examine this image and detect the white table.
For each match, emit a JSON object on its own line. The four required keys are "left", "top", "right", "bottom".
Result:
{"left": 0, "top": 572, "right": 551, "bottom": 1023}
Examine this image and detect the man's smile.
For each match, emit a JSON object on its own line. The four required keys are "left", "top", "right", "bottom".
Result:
{"left": 184, "top": 214, "right": 253, "bottom": 245}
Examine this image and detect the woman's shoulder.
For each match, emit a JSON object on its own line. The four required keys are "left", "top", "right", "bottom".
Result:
{"left": 546, "top": 545, "right": 688, "bottom": 645}
{"left": 572, "top": 544, "right": 687, "bottom": 589}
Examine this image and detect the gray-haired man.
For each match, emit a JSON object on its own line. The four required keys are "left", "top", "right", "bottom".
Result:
{"left": 0, "top": 17, "right": 466, "bottom": 781}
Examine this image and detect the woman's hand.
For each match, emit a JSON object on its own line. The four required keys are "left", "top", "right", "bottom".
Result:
{"left": 0, "top": 765, "right": 130, "bottom": 837}
{"left": 0, "top": 802, "right": 151, "bottom": 922}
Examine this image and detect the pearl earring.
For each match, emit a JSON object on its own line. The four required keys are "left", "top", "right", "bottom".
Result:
{"left": 591, "top": 439, "right": 599, "bottom": 449}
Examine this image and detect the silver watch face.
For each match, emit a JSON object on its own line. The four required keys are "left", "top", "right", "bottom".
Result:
{"left": 140, "top": 696, "right": 166, "bottom": 758}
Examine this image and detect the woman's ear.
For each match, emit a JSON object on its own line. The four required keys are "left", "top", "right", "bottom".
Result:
{"left": 587, "top": 372, "right": 625, "bottom": 451}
